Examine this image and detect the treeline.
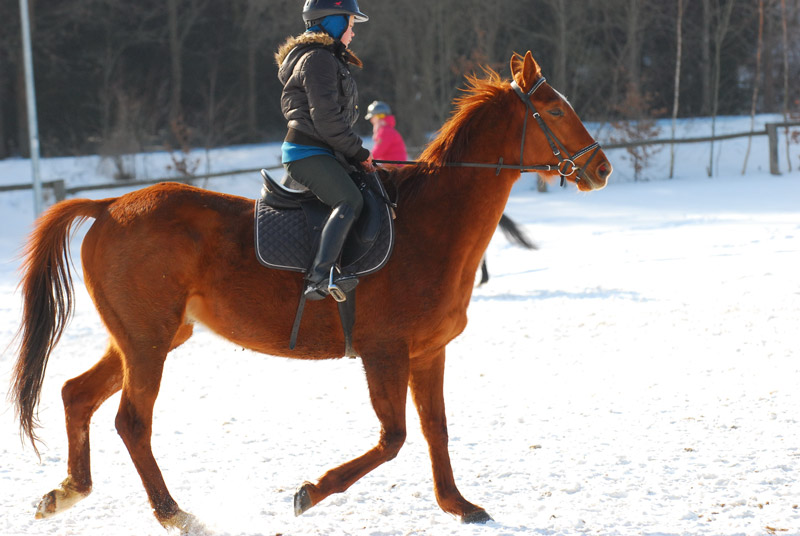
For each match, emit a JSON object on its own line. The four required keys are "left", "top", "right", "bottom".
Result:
{"left": 0, "top": 0, "right": 798, "bottom": 159}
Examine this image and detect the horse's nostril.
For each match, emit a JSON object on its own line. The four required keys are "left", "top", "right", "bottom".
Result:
{"left": 597, "top": 162, "right": 611, "bottom": 179}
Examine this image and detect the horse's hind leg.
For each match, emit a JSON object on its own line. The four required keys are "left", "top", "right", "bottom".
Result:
{"left": 409, "top": 348, "right": 491, "bottom": 523}
{"left": 115, "top": 359, "right": 177, "bottom": 522}
{"left": 294, "top": 349, "right": 410, "bottom": 515}
{"left": 114, "top": 322, "right": 198, "bottom": 531}
{"left": 36, "top": 344, "right": 123, "bottom": 519}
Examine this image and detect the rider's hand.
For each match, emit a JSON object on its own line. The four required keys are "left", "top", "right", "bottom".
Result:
{"left": 361, "top": 155, "right": 376, "bottom": 172}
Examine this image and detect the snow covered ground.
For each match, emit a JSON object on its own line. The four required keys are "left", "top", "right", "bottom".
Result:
{"left": 1, "top": 117, "right": 799, "bottom": 535}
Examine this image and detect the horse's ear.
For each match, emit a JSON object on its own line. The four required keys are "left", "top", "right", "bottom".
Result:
{"left": 510, "top": 51, "right": 542, "bottom": 92}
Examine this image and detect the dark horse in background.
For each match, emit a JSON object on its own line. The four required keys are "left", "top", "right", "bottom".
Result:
{"left": 11, "top": 51, "right": 611, "bottom": 532}
{"left": 479, "top": 213, "right": 537, "bottom": 286}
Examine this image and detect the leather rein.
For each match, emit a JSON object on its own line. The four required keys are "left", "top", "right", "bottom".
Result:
{"left": 374, "top": 77, "right": 602, "bottom": 188}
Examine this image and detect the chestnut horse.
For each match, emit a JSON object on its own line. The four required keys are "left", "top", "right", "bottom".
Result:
{"left": 11, "top": 51, "right": 611, "bottom": 531}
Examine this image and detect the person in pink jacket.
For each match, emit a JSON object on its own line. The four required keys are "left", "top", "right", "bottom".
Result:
{"left": 365, "top": 101, "right": 408, "bottom": 163}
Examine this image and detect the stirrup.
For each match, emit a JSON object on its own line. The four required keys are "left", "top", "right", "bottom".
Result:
{"left": 328, "top": 267, "right": 358, "bottom": 303}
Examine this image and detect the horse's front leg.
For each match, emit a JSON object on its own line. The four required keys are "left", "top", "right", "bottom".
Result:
{"left": 409, "top": 348, "right": 491, "bottom": 523}
{"left": 294, "top": 349, "right": 410, "bottom": 516}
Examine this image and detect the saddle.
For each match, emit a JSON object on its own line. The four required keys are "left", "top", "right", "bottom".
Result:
{"left": 254, "top": 169, "right": 396, "bottom": 354}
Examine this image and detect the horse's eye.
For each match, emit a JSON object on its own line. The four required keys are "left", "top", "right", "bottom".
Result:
{"left": 548, "top": 108, "right": 564, "bottom": 117}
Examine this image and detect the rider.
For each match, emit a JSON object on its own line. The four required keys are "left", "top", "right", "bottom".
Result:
{"left": 365, "top": 101, "right": 408, "bottom": 163}
{"left": 275, "top": 0, "right": 373, "bottom": 300}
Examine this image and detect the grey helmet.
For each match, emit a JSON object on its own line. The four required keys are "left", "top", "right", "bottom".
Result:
{"left": 365, "top": 100, "right": 392, "bottom": 120}
{"left": 303, "top": 0, "right": 369, "bottom": 26}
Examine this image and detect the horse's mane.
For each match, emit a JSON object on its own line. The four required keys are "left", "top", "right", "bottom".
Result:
{"left": 419, "top": 68, "right": 508, "bottom": 168}
{"left": 387, "top": 68, "right": 509, "bottom": 200}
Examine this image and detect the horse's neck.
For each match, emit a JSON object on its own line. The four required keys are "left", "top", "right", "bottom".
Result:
{"left": 397, "top": 88, "right": 524, "bottom": 277}
{"left": 401, "top": 168, "right": 518, "bottom": 272}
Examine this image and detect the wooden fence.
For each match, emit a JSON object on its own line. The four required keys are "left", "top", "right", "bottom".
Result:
{"left": 2, "top": 122, "right": 799, "bottom": 202}
{"left": 602, "top": 121, "right": 800, "bottom": 176}
{"left": 0, "top": 164, "right": 283, "bottom": 202}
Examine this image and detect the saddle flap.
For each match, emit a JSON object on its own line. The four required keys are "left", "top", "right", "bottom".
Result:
{"left": 341, "top": 181, "right": 383, "bottom": 266}
{"left": 255, "top": 171, "right": 395, "bottom": 279}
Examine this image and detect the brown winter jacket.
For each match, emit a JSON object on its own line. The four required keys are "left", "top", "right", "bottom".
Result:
{"left": 275, "top": 32, "right": 369, "bottom": 164}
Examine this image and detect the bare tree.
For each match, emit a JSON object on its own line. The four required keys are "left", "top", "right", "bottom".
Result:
{"left": 2, "top": 0, "right": 800, "bottom": 158}
{"left": 707, "top": 0, "right": 735, "bottom": 177}
{"left": 91, "top": 0, "right": 164, "bottom": 146}
{"left": 0, "top": 49, "right": 8, "bottom": 158}
{"left": 742, "top": 0, "right": 765, "bottom": 174}
{"left": 361, "top": 1, "right": 466, "bottom": 145}
{"left": 234, "top": 0, "right": 293, "bottom": 139}
{"left": 780, "top": 0, "right": 792, "bottom": 171}
{"left": 701, "top": 0, "right": 713, "bottom": 115}
{"left": 167, "top": 0, "right": 209, "bottom": 125}
{"left": 531, "top": 0, "right": 603, "bottom": 105}
{"left": 669, "top": 0, "right": 685, "bottom": 179}
{"left": 624, "top": 0, "right": 645, "bottom": 98}
{"left": 0, "top": 0, "right": 17, "bottom": 158}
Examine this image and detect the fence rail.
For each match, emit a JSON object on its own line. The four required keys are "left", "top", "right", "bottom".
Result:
{"left": 2, "top": 122, "right": 799, "bottom": 202}
{"left": 603, "top": 121, "right": 800, "bottom": 176}
{"left": 0, "top": 164, "right": 284, "bottom": 201}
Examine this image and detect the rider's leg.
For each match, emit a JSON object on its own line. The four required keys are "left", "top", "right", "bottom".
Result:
{"left": 284, "top": 155, "right": 363, "bottom": 299}
{"left": 304, "top": 202, "right": 357, "bottom": 299}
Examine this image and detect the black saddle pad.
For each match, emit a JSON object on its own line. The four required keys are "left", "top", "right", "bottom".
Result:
{"left": 254, "top": 174, "right": 395, "bottom": 278}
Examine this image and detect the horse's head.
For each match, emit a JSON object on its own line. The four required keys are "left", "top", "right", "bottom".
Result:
{"left": 510, "top": 51, "right": 612, "bottom": 191}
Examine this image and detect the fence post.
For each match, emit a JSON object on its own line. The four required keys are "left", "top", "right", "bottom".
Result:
{"left": 766, "top": 123, "right": 780, "bottom": 175}
{"left": 51, "top": 179, "right": 67, "bottom": 202}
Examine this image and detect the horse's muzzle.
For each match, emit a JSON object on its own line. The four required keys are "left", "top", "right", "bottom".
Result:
{"left": 578, "top": 159, "right": 612, "bottom": 191}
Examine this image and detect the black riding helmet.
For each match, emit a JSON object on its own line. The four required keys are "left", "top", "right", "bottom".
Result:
{"left": 303, "top": 0, "right": 369, "bottom": 27}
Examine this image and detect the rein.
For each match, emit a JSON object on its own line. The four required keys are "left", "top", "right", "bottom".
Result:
{"left": 374, "top": 77, "right": 602, "bottom": 188}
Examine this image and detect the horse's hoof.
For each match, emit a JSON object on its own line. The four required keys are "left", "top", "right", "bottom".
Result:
{"left": 461, "top": 509, "right": 493, "bottom": 524}
{"left": 293, "top": 482, "right": 315, "bottom": 516}
{"left": 160, "top": 510, "right": 209, "bottom": 535}
{"left": 35, "top": 478, "right": 90, "bottom": 519}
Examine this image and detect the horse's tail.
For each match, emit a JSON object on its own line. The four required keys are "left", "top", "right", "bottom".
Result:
{"left": 11, "top": 197, "right": 111, "bottom": 455}
{"left": 498, "top": 213, "right": 538, "bottom": 250}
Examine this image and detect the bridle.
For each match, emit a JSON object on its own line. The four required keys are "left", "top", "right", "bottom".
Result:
{"left": 510, "top": 77, "right": 601, "bottom": 187}
{"left": 374, "top": 77, "right": 602, "bottom": 188}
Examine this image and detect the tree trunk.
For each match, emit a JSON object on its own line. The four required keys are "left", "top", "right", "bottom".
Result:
{"left": 0, "top": 54, "right": 7, "bottom": 158}
{"left": 669, "top": 0, "right": 684, "bottom": 179}
{"left": 167, "top": 0, "right": 182, "bottom": 124}
{"left": 707, "top": 0, "right": 735, "bottom": 177}
{"left": 246, "top": 38, "right": 257, "bottom": 139}
{"left": 742, "top": 0, "right": 765, "bottom": 175}
{"left": 701, "top": 0, "right": 712, "bottom": 116}
{"left": 625, "top": 0, "right": 642, "bottom": 98}
{"left": 762, "top": 4, "right": 777, "bottom": 111}
{"left": 780, "top": 0, "right": 792, "bottom": 171}
{"left": 553, "top": 0, "right": 569, "bottom": 91}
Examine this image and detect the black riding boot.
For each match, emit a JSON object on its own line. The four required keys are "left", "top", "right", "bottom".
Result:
{"left": 305, "top": 202, "right": 357, "bottom": 300}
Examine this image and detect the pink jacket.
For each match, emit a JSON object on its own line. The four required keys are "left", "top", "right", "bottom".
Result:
{"left": 372, "top": 115, "right": 408, "bottom": 162}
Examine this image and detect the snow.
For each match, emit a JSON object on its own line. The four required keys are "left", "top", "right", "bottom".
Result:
{"left": 1, "top": 117, "right": 799, "bottom": 536}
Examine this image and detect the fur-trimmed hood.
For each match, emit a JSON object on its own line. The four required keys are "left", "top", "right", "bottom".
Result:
{"left": 274, "top": 32, "right": 363, "bottom": 69}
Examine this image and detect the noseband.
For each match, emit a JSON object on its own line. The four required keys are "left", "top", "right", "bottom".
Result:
{"left": 511, "top": 78, "right": 601, "bottom": 187}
